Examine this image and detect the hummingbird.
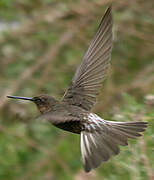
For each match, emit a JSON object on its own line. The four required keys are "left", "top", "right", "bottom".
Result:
{"left": 7, "top": 7, "right": 147, "bottom": 172}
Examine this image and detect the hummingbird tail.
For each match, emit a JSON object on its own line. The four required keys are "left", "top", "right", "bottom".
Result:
{"left": 80, "top": 114, "right": 148, "bottom": 172}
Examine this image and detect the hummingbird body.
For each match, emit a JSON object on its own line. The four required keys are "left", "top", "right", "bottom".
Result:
{"left": 34, "top": 95, "right": 87, "bottom": 134}
{"left": 7, "top": 7, "right": 148, "bottom": 172}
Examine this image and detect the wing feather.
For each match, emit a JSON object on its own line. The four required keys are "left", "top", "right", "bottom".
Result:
{"left": 62, "top": 7, "right": 113, "bottom": 111}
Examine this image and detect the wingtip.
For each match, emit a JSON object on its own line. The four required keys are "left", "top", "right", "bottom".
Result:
{"left": 108, "top": 5, "right": 112, "bottom": 10}
{"left": 102, "top": 5, "right": 112, "bottom": 25}
{"left": 106, "top": 5, "right": 112, "bottom": 14}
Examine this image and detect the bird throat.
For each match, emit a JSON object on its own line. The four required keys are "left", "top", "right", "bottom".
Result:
{"left": 36, "top": 104, "right": 52, "bottom": 114}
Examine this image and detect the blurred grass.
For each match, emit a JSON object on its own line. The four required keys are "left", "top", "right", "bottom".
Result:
{"left": 0, "top": 0, "right": 154, "bottom": 179}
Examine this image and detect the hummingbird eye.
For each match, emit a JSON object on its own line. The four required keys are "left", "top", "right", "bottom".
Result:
{"left": 37, "top": 98, "right": 42, "bottom": 103}
{"left": 38, "top": 98, "right": 45, "bottom": 103}
{"left": 33, "top": 97, "right": 45, "bottom": 104}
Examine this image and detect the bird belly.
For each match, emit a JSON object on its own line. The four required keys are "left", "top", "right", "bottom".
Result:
{"left": 54, "top": 121, "right": 83, "bottom": 134}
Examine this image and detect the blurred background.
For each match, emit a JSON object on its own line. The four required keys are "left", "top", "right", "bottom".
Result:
{"left": 0, "top": 0, "right": 154, "bottom": 180}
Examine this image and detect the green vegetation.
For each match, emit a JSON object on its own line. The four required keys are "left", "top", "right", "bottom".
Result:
{"left": 0, "top": 0, "right": 154, "bottom": 179}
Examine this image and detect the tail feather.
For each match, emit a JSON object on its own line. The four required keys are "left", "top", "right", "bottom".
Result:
{"left": 80, "top": 114, "right": 148, "bottom": 172}
{"left": 110, "top": 122, "right": 147, "bottom": 131}
{"left": 88, "top": 133, "right": 110, "bottom": 161}
{"left": 112, "top": 126, "right": 142, "bottom": 138}
{"left": 109, "top": 121, "right": 147, "bottom": 138}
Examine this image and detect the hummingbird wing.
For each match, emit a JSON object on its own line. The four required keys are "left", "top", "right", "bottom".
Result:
{"left": 37, "top": 110, "right": 81, "bottom": 124}
{"left": 62, "top": 7, "right": 112, "bottom": 111}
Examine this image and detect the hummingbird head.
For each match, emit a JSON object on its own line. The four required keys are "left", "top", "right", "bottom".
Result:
{"left": 7, "top": 94, "right": 58, "bottom": 114}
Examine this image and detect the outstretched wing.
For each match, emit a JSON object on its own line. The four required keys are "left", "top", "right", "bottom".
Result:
{"left": 62, "top": 7, "right": 113, "bottom": 111}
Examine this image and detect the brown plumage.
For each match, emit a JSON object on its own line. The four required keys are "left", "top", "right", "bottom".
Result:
{"left": 7, "top": 7, "right": 148, "bottom": 172}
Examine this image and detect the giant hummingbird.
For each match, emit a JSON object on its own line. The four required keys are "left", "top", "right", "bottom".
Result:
{"left": 7, "top": 7, "right": 147, "bottom": 172}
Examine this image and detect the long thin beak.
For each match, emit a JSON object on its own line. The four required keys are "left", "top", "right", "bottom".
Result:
{"left": 7, "top": 95, "right": 34, "bottom": 101}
